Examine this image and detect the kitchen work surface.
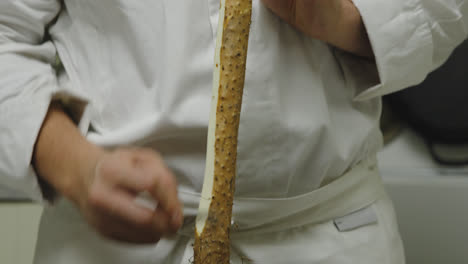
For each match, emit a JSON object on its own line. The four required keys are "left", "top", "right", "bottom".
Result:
{"left": 379, "top": 128, "right": 468, "bottom": 264}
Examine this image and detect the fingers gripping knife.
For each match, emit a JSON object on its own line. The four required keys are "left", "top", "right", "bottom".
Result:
{"left": 193, "top": 0, "right": 252, "bottom": 263}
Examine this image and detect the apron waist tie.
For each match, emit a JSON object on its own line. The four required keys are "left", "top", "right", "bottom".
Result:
{"left": 178, "top": 157, "right": 385, "bottom": 236}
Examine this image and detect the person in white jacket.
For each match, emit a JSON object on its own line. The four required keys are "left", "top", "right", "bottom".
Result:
{"left": 0, "top": 0, "right": 467, "bottom": 263}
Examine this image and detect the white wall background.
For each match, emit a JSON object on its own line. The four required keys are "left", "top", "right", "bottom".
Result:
{"left": 0, "top": 203, "right": 42, "bottom": 264}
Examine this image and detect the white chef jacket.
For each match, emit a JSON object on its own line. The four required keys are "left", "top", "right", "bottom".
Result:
{"left": 1, "top": 0, "right": 467, "bottom": 200}
{"left": 0, "top": 0, "right": 467, "bottom": 263}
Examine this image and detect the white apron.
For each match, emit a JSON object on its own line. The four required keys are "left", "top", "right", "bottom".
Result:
{"left": 34, "top": 158, "right": 405, "bottom": 264}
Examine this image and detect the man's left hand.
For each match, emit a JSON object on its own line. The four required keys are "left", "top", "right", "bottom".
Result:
{"left": 261, "top": 0, "right": 373, "bottom": 57}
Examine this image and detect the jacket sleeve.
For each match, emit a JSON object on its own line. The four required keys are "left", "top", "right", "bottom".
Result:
{"left": 337, "top": 0, "right": 468, "bottom": 101}
{"left": 0, "top": 0, "right": 88, "bottom": 202}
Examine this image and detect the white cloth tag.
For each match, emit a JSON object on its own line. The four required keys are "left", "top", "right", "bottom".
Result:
{"left": 333, "top": 205, "right": 378, "bottom": 232}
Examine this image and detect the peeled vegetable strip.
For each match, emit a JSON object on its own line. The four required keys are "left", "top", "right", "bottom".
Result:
{"left": 193, "top": 0, "right": 252, "bottom": 263}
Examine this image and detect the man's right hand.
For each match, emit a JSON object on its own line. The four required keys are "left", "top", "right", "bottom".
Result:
{"left": 33, "top": 103, "right": 183, "bottom": 244}
{"left": 72, "top": 148, "right": 184, "bottom": 244}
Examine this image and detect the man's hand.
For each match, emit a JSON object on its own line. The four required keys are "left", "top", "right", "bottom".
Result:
{"left": 33, "top": 103, "right": 183, "bottom": 244}
{"left": 261, "top": 0, "right": 373, "bottom": 57}
{"left": 73, "top": 148, "right": 183, "bottom": 244}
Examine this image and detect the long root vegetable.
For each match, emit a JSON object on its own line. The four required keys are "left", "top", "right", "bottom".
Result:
{"left": 193, "top": 0, "right": 252, "bottom": 263}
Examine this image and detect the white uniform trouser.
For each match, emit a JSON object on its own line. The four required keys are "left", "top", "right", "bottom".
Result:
{"left": 34, "top": 158, "right": 405, "bottom": 264}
